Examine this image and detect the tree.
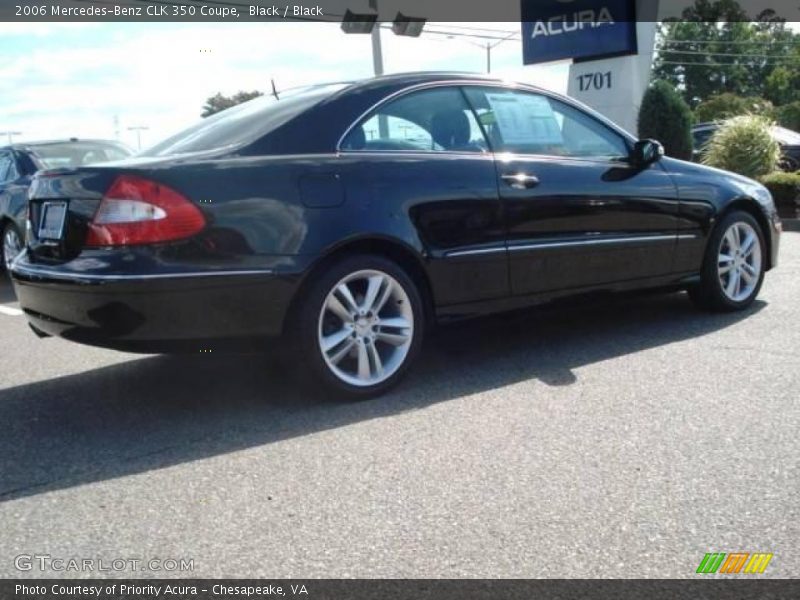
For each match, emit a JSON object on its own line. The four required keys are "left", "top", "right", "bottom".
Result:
{"left": 694, "top": 93, "right": 772, "bottom": 123}
{"left": 765, "top": 66, "right": 800, "bottom": 106}
{"left": 653, "top": 0, "right": 798, "bottom": 108}
{"left": 638, "top": 80, "right": 694, "bottom": 160}
{"left": 201, "top": 90, "right": 264, "bottom": 117}
{"left": 775, "top": 101, "right": 800, "bottom": 132}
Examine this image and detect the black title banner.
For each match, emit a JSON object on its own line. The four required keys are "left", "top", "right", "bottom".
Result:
{"left": 3, "top": 579, "right": 800, "bottom": 600}
{"left": 1, "top": 0, "right": 799, "bottom": 22}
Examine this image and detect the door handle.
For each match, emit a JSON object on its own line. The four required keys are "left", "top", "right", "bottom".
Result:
{"left": 501, "top": 173, "right": 540, "bottom": 189}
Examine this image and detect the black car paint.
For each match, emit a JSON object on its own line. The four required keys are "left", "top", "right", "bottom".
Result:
{"left": 0, "top": 149, "right": 34, "bottom": 238}
{"left": 1, "top": 141, "right": 133, "bottom": 257}
{"left": 10, "top": 73, "right": 781, "bottom": 351}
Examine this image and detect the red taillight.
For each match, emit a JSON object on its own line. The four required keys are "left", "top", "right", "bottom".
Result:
{"left": 85, "top": 175, "right": 206, "bottom": 247}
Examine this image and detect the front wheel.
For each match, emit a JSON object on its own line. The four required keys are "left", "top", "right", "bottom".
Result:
{"left": 292, "top": 254, "right": 425, "bottom": 399}
{"left": 689, "top": 210, "right": 766, "bottom": 311}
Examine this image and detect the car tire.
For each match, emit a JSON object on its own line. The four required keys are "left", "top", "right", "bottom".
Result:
{"left": 688, "top": 210, "right": 766, "bottom": 312}
{"left": 1, "top": 221, "right": 23, "bottom": 273}
{"left": 779, "top": 155, "right": 799, "bottom": 172}
{"left": 290, "top": 254, "right": 425, "bottom": 400}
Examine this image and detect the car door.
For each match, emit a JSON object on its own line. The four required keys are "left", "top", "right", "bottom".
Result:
{"left": 0, "top": 151, "right": 12, "bottom": 203}
{"left": 462, "top": 86, "right": 680, "bottom": 297}
{"left": 337, "top": 85, "right": 509, "bottom": 306}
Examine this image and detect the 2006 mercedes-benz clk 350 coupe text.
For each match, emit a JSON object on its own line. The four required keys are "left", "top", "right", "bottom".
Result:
{"left": 11, "top": 73, "right": 781, "bottom": 398}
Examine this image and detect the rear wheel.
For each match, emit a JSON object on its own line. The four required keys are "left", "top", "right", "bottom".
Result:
{"left": 292, "top": 254, "right": 424, "bottom": 399}
{"left": 1, "top": 222, "right": 23, "bottom": 272}
{"left": 688, "top": 210, "right": 765, "bottom": 311}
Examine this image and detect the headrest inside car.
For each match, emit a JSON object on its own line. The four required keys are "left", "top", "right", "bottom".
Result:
{"left": 431, "top": 110, "right": 471, "bottom": 150}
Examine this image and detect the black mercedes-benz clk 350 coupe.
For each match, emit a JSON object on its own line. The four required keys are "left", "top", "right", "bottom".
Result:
{"left": 11, "top": 72, "right": 781, "bottom": 398}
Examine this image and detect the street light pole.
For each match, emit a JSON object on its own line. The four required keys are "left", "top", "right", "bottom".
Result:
{"left": 1, "top": 131, "right": 22, "bottom": 144}
{"left": 368, "top": 0, "right": 390, "bottom": 139}
{"left": 127, "top": 126, "right": 149, "bottom": 150}
{"left": 447, "top": 31, "right": 517, "bottom": 74}
{"left": 370, "top": 27, "right": 384, "bottom": 76}
{"left": 369, "top": 0, "right": 383, "bottom": 76}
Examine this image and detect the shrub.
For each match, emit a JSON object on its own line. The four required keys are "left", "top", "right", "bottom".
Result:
{"left": 702, "top": 115, "right": 781, "bottom": 179}
{"left": 774, "top": 101, "right": 800, "bottom": 133}
{"left": 760, "top": 171, "right": 800, "bottom": 219}
{"left": 638, "top": 80, "right": 694, "bottom": 160}
{"left": 694, "top": 93, "right": 772, "bottom": 124}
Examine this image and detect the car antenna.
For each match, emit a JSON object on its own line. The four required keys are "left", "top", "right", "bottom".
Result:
{"left": 271, "top": 79, "right": 280, "bottom": 100}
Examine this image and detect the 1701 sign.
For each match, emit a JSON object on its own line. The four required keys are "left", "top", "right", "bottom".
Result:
{"left": 576, "top": 71, "right": 613, "bottom": 92}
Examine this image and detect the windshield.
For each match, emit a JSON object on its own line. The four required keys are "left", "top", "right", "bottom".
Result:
{"left": 143, "top": 83, "right": 349, "bottom": 157}
{"left": 32, "top": 141, "right": 132, "bottom": 169}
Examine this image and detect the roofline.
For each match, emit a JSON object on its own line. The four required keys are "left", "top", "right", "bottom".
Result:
{"left": 12, "top": 138, "right": 130, "bottom": 146}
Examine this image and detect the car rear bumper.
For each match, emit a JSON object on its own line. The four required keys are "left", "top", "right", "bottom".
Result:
{"left": 10, "top": 253, "right": 298, "bottom": 352}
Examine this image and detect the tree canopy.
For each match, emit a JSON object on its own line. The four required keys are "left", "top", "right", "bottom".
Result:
{"left": 201, "top": 90, "right": 264, "bottom": 118}
{"left": 638, "top": 81, "right": 694, "bottom": 160}
{"left": 653, "top": 0, "right": 799, "bottom": 108}
{"left": 694, "top": 93, "right": 772, "bottom": 123}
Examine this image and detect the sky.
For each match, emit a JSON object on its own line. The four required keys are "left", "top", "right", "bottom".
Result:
{"left": 0, "top": 22, "right": 569, "bottom": 150}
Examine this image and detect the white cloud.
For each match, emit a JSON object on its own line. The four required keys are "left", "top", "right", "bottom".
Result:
{"left": 0, "top": 22, "right": 100, "bottom": 37}
{"left": 0, "top": 22, "right": 568, "bottom": 149}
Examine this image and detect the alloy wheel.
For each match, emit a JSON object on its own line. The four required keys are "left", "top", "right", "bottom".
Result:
{"left": 317, "top": 269, "right": 414, "bottom": 387}
{"left": 717, "top": 221, "right": 762, "bottom": 303}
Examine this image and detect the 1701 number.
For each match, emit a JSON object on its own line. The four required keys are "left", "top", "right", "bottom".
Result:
{"left": 576, "top": 71, "right": 612, "bottom": 92}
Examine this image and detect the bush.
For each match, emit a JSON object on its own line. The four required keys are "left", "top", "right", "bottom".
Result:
{"left": 702, "top": 115, "right": 781, "bottom": 179}
{"left": 694, "top": 93, "right": 772, "bottom": 124}
{"left": 774, "top": 101, "right": 800, "bottom": 133}
{"left": 760, "top": 171, "right": 800, "bottom": 219}
{"left": 638, "top": 80, "right": 693, "bottom": 160}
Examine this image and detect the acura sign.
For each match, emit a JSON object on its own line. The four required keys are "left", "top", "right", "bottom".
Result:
{"left": 521, "top": 0, "right": 638, "bottom": 65}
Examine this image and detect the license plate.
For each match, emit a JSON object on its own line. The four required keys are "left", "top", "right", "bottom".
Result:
{"left": 38, "top": 202, "right": 68, "bottom": 240}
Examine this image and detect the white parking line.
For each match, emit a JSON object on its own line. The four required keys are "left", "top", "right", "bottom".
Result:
{"left": 0, "top": 306, "right": 23, "bottom": 316}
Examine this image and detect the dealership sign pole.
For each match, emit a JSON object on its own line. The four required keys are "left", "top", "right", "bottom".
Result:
{"left": 521, "top": 0, "right": 659, "bottom": 135}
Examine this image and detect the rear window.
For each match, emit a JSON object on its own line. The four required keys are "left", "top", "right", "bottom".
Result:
{"left": 692, "top": 128, "right": 715, "bottom": 149}
{"left": 143, "top": 84, "right": 349, "bottom": 157}
{"left": 32, "top": 142, "right": 132, "bottom": 169}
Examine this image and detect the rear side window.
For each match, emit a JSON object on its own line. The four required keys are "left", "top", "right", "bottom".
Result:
{"left": 32, "top": 142, "right": 132, "bottom": 169}
{"left": 463, "top": 87, "right": 629, "bottom": 159}
{"left": 693, "top": 128, "right": 714, "bottom": 150}
{"left": 341, "top": 87, "right": 488, "bottom": 153}
{"left": 144, "top": 84, "right": 348, "bottom": 157}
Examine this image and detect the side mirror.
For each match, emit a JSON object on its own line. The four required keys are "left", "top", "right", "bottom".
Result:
{"left": 631, "top": 139, "right": 664, "bottom": 167}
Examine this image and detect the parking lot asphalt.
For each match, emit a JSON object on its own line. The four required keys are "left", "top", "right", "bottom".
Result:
{"left": 0, "top": 234, "right": 798, "bottom": 579}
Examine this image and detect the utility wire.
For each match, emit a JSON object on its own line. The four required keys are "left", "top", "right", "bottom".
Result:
{"left": 657, "top": 60, "right": 800, "bottom": 67}
{"left": 659, "top": 49, "right": 800, "bottom": 59}
{"left": 424, "top": 24, "right": 520, "bottom": 36}
{"left": 661, "top": 38, "right": 800, "bottom": 46}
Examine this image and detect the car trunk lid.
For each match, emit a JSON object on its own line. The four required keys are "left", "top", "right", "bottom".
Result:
{"left": 27, "top": 168, "right": 118, "bottom": 264}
